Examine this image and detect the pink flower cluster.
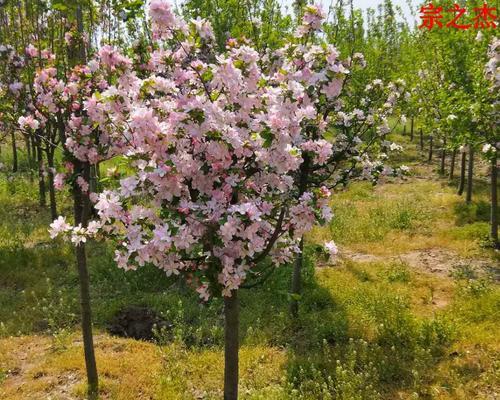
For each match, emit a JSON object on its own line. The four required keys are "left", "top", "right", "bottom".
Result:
{"left": 18, "top": 115, "right": 39, "bottom": 131}
{"left": 296, "top": 4, "right": 326, "bottom": 37}
{"left": 149, "top": 0, "right": 183, "bottom": 40}
{"left": 98, "top": 45, "right": 132, "bottom": 70}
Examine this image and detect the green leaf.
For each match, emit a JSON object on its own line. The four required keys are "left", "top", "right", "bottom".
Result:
{"left": 260, "top": 127, "right": 274, "bottom": 148}
{"left": 201, "top": 69, "right": 213, "bottom": 82}
{"left": 290, "top": 293, "right": 301, "bottom": 301}
{"left": 52, "top": 2, "right": 67, "bottom": 11}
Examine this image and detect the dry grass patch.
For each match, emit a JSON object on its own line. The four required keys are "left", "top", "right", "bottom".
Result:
{"left": 0, "top": 334, "right": 162, "bottom": 400}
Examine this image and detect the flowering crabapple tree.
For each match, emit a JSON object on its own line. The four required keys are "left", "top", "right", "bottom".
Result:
{"left": 18, "top": 61, "right": 65, "bottom": 220}
{"left": 3, "top": 22, "right": 106, "bottom": 393}
{"left": 51, "top": 45, "right": 139, "bottom": 396}
{"left": 49, "top": 2, "right": 331, "bottom": 398}
{"left": 264, "top": 4, "right": 409, "bottom": 315}
{"left": 15, "top": 41, "right": 82, "bottom": 218}
{"left": 33, "top": 14, "right": 131, "bottom": 395}
{"left": 2, "top": 42, "right": 62, "bottom": 212}
{"left": 0, "top": 45, "right": 29, "bottom": 174}
{"left": 17, "top": 25, "right": 105, "bottom": 220}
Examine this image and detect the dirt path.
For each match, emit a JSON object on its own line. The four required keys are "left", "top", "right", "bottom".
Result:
{"left": 338, "top": 247, "right": 498, "bottom": 280}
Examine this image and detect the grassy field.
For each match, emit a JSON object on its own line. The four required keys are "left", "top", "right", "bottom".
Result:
{"left": 0, "top": 131, "right": 498, "bottom": 399}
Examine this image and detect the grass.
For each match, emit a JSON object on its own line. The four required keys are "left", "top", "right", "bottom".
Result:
{"left": 308, "top": 131, "right": 498, "bottom": 260}
{"left": 0, "top": 132, "right": 499, "bottom": 399}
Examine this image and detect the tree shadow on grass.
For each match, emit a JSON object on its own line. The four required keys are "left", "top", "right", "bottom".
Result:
{"left": 446, "top": 175, "right": 491, "bottom": 198}
{"left": 453, "top": 200, "right": 493, "bottom": 226}
{"left": 279, "top": 247, "right": 457, "bottom": 399}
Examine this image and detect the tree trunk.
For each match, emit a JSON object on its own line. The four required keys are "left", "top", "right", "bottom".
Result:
{"left": 403, "top": 124, "right": 406, "bottom": 136}
{"left": 11, "top": 131, "right": 18, "bottom": 173}
{"left": 420, "top": 128, "right": 424, "bottom": 151}
{"left": 410, "top": 117, "right": 414, "bottom": 141}
{"left": 26, "top": 135, "right": 34, "bottom": 182}
{"left": 24, "top": 135, "right": 32, "bottom": 170}
{"left": 428, "top": 135, "right": 433, "bottom": 162}
{"left": 289, "top": 154, "right": 310, "bottom": 317}
{"left": 31, "top": 136, "right": 37, "bottom": 164}
{"left": 466, "top": 146, "right": 474, "bottom": 204}
{"left": 458, "top": 149, "right": 466, "bottom": 196}
{"left": 73, "top": 161, "right": 99, "bottom": 398}
{"left": 224, "top": 290, "right": 239, "bottom": 400}
{"left": 89, "top": 164, "right": 100, "bottom": 194}
{"left": 36, "top": 137, "right": 46, "bottom": 207}
{"left": 46, "top": 150, "right": 57, "bottom": 220}
{"left": 440, "top": 137, "right": 446, "bottom": 175}
{"left": 290, "top": 238, "right": 304, "bottom": 318}
{"left": 449, "top": 148, "right": 457, "bottom": 180}
{"left": 490, "top": 153, "right": 498, "bottom": 248}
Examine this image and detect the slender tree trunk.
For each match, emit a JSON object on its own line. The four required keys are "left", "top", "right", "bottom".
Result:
{"left": 458, "top": 149, "right": 467, "bottom": 196}
{"left": 36, "top": 137, "right": 46, "bottom": 207}
{"left": 46, "top": 150, "right": 57, "bottom": 220}
{"left": 420, "top": 128, "right": 424, "bottom": 151}
{"left": 440, "top": 137, "right": 446, "bottom": 175}
{"left": 466, "top": 146, "right": 474, "bottom": 204}
{"left": 290, "top": 155, "right": 310, "bottom": 317}
{"left": 27, "top": 136, "right": 34, "bottom": 182}
{"left": 95, "top": 162, "right": 101, "bottom": 181}
{"left": 89, "top": 163, "right": 101, "bottom": 218}
{"left": 403, "top": 124, "right": 406, "bottom": 136}
{"left": 69, "top": 6, "right": 98, "bottom": 397}
{"left": 428, "top": 135, "right": 433, "bottom": 162}
{"left": 290, "top": 238, "right": 304, "bottom": 318}
{"left": 31, "top": 136, "right": 37, "bottom": 163}
{"left": 11, "top": 131, "right": 18, "bottom": 173}
{"left": 490, "top": 153, "right": 498, "bottom": 248}
{"left": 73, "top": 160, "right": 99, "bottom": 398}
{"left": 89, "top": 164, "right": 99, "bottom": 194}
{"left": 24, "top": 135, "right": 32, "bottom": 170}
{"left": 224, "top": 290, "right": 239, "bottom": 400}
{"left": 449, "top": 148, "right": 457, "bottom": 180}
{"left": 410, "top": 117, "right": 414, "bottom": 141}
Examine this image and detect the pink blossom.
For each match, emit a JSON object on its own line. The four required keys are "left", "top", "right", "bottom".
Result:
{"left": 98, "top": 45, "right": 131, "bottom": 69}
{"left": 18, "top": 115, "right": 40, "bottom": 131}
{"left": 322, "top": 79, "right": 343, "bottom": 99}
{"left": 64, "top": 32, "right": 73, "bottom": 45}
{"left": 76, "top": 176, "right": 89, "bottom": 193}
{"left": 192, "top": 17, "right": 215, "bottom": 41}
{"left": 196, "top": 284, "right": 210, "bottom": 301}
{"left": 296, "top": 4, "right": 325, "bottom": 37}
{"left": 324, "top": 241, "right": 338, "bottom": 258}
{"left": 9, "top": 82, "right": 24, "bottom": 96}
{"left": 49, "top": 216, "right": 72, "bottom": 239}
{"left": 94, "top": 191, "right": 123, "bottom": 222}
{"left": 25, "top": 44, "right": 38, "bottom": 57}
{"left": 54, "top": 173, "right": 66, "bottom": 190}
{"left": 149, "top": 0, "right": 178, "bottom": 39}
{"left": 71, "top": 225, "right": 87, "bottom": 245}
{"left": 120, "top": 177, "right": 139, "bottom": 197}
